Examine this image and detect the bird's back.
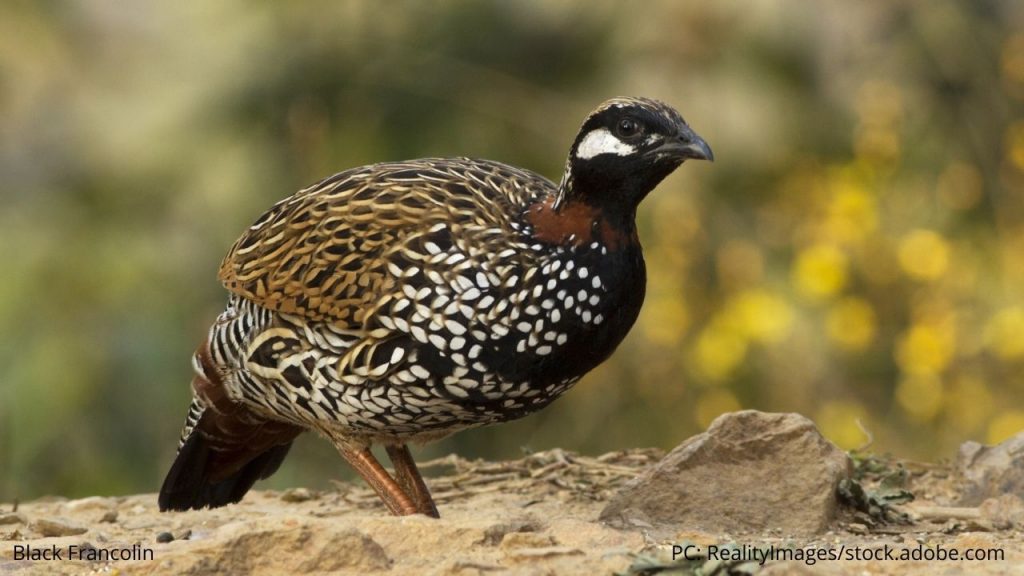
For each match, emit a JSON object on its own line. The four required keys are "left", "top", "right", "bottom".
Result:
{"left": 220, "top": 158, "right": 552, "bottom": 323}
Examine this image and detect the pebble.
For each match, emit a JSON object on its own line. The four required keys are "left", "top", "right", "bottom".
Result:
{"left": 0, "top": 513, "right": 26, "bottom": 525}
{"left": 156, "top": 531, "right": 174, "bottom": 543}
{"left": 847, "top": 523, "right": 869, "bottom": 534}
{"left": 506, "top": 546, "right": 584, "bottom": 561}
{"left": 65, "top": 496, "right": 112, "bottom": 512}
{"left": 100, "top": 510, "right": 119, "bottom": 523}
{"left": 32, "top": 517, "right": 88, "bottom": 537}
{"left": 280, "top": 488, "right": 315, "bottom": 502}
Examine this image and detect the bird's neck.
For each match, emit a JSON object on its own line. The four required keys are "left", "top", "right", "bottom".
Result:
{"left": 525, "top": 195, "right": 637, "bottom": 251}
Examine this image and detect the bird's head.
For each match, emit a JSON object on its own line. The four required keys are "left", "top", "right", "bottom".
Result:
{"left": 557, "top": 97, "right": 712, "bottom": 213}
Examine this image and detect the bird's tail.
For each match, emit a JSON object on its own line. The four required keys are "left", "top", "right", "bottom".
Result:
{"left": 159, "top": 348, "right": 303, "bottom": 511}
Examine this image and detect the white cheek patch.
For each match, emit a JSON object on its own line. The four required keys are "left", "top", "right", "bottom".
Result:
{"left": 575, "top": 128, "right": 636, "bottom": 160}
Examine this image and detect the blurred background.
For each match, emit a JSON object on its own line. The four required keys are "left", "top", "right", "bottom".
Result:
{"left": 2, "top": 0, "right": 1023, "bottom": 500}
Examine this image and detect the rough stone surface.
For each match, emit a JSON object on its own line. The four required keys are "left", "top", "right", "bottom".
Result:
{"left": 980, "top": 494, "right": 1024, "bottom": 530}
{"left": 64, "top": 496, "right": 115, "bottom": 513}
{"left": 600, "top": 410, "right": 851, "bottom": 536}
{"left": 210, "top": 525, "right": 390, "bottom": 574}
{"left": 31, "top": 517, "right": 88, "bottom": 537}
{"left": 0, "top": 514, "right": 25, "bottom": 526}
{"left": 958, "top": 433, "right": 1024, "bottom": 506}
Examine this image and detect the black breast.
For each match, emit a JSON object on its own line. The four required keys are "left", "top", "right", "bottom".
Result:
{"left": 481, "top": 241, "right": 647, "bottom": 387}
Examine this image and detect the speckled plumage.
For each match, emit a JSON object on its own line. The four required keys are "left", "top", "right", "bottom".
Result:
{"left": 160, "top": 97, "right": 712, "bottom": 516}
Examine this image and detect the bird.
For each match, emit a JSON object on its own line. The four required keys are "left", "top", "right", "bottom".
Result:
{"left": 158, "top": 97, "right": 712, "bottom": 518}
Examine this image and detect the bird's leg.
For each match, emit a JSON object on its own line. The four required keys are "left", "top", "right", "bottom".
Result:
{"left": 336, "top": 446, "right": 420, "bottom": 516}
{"left": 385, "top": 444, "right": 439, "bottom": 518}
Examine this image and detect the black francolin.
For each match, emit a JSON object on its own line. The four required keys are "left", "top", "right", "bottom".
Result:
{"left": 159, "top": 97, "right": 712, "bottom": 517}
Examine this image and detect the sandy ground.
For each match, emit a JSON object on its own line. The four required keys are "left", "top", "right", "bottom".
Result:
{"left": 1, "top": 449, "right": 1023, "bottom": 575}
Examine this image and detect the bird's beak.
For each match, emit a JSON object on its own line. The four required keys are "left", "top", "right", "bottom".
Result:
{"left": 647, "top": 126, "right": 714, "bottom": 162}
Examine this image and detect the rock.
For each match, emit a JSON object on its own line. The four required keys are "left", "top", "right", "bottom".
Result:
{"left": 200, "top": 525, "right": 391, "bottom": 574}
{"left": 479, "top": 517, "right": 541, "bottom": 546}
{"left": 0, "top": 513, "right": 26, "bottom": 525}
{"left": 957, "top": 434, "right": 1024, "bottom": 506}
{"left": 188, "top": 528, "right": 213, "bottom": 541}
{"left": 979, "top": 494, "right": 1024, "bottom": 530}
{"left": 31, "top": 516, "right": 88, "bottom": 537}
{"left": 600, "top": 411, "right": 851, "bottom": 536}
{"left": 504, "top": 546, "right": 584, "bottom": 563}
{"left": 64, "top": 496, "right": 114, "bottom": 512}
{"left": 280, "top": 487, "right": 315, "bottom": 503}
{"left": 499, "top": 531, "right": 556, "bottom": 550}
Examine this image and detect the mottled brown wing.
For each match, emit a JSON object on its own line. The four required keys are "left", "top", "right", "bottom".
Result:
{"left": 218, "top": 159, "right": 548, "bottom": 327}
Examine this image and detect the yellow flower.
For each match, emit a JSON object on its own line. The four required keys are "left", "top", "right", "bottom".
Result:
{"left": 725, "top": 289, "right": 794, "bottom": 344}
{"left": 985, "top": 306, "right": 1024, "bottom": 360}
{"left": 827, "top": 182, "right": 878, "bottom": 244}
{"left": 692, "top": 321, "right": 748, "bottom": 382}
{"left": 896, "top": 376, "right": 944, "bottom": 422}
{"left": 695, "top": 389, "right": 742, "bottom": 429}
{"left": 897, "top": 230, "right": 950, "bottom": 281}
{"left": 987, "top": 410, "right": 1024, "bottom": 445}
{"left": 792, "top": 244, "right": 848, "bottom": 300}
{"left": 826, "top": 297, "right": 877, "bottom": 351}
{"left": 895, "top": 322, "right": 956, "bottom": 376}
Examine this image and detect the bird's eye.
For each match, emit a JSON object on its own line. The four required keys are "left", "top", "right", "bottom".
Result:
{"left": 614, "top": 118, "right": 642, "bottom": 139}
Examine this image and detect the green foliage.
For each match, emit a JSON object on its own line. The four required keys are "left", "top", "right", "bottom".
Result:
{"left": 840, "top": 451, "right": 915, "bottom": 525}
